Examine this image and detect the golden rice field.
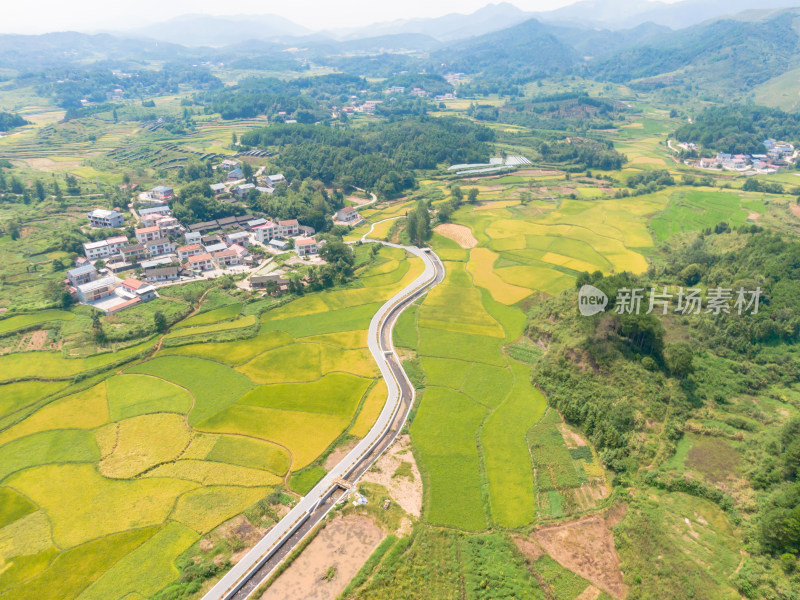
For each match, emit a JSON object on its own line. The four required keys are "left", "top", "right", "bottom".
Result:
{"left": 0, "top": 246, "right": 422, "bottom": 600}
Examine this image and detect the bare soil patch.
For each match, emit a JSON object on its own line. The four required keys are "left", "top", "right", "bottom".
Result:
{"left": 512, "top": 534, "right": 544, "bottom": 561}
{"left": 346, "top": 195, "right": 373, "bottom": 207}
{"left": 360, "top": 434, "right": 422, "bottom": 517}
{"left": 260, "top": 515, "right": 384, "bottom": 600}
{"left": 516, "top": 169, "right": 562, "bottom": 177}
{"left": 535, "top": 508, "right": 629, "bottom": 599}
{"left": 558, "top": 423, "right": 587, "bottom": 449}
{"left": 575, "top": 585, "right": 602, "bottom": 600}
{"left": 325, "top": 440, "right": 358, "bottom": 470}
{"left": 747, "top": 211, "right": 761, "bottom": 221}
{"left": 790, "top": 203, "right": 800, "bottom": 219}
{"left": 433, "top": 223, "right": 478, "bottom": 249}
{"left": 25, "top": 330, "right": 48, "bottom": 351}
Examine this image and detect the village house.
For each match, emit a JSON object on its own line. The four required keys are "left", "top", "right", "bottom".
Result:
{"left": 177, "top": 243, "right": 204, "bottom": 261}
{"left": 247, "top": 218, "right": 268, "bottom": 230}
{"left": 227, "top": 168, "right": 243, "bottom": 181}
{"left": 188, "top": 252, "right": 215, "bottom": 272}
{"left": 225, "top": 231, "right": 250, "bottom": 246}
{"left": 217, "top": 216, "right": 239, "bottom": 229}
{"left": 279, "top": 219, "right": 300, "bottom": 237}
{"left": 251, "top": 273, "right": 290, "bottom": 291}
{"left": 204, "top": 242, "right": 228, "bottom": 254}
{"left": 214, "top": 159, "right": 240, "bottom": 171}
{"left": 67, "top": 264, "right": 98, "bottom": 287}
{"left": 87, "top": 209, "right": 124, "bottom": 229}
{"left": 184, "top": 231, "right": 202, "bottom": 245}
{"left": 149, "top": 185, "right": 174, "bottom": 201}
{"left": 210, "top": 183, "right": 227, "bottom": 195}
{"left": 135, "top": 225, "right": 162, "bottom": 244}
{"left": 119, "top": 278, "right": 158, "bottom": 302}
{"left": 139, "top": 256, "right": 174, "bottom": 270}
{"left": 269, "top": 239, "right": 290, "bottom": 251}
{"left": 144, "top": 238, "right": 175, "bottom": 257}
{"left": 229, "top": 244, "right": 251, "bottom": 262}
{"left": 253, "top": 220, "right": 278, "bottom": 243}
{"left": 213, "top": 248, "right": 240, "bottom": 268}
{"left": 335, "top": 206, "right": 361, "bottom": 224}
{"left": 266, "top": 174, "right": 285, "bottom": 187}
{"left": 236, "top": 183, "right": 255, "bottom": 197}
{"left": 118, "top": 242, "right": 149, "bottom": 263}
{"left": 295, "top": 237, "right": 318, "bottom": 257}
{"left": 145, "top": 266, "right": 179, "bottom": 282}
{"left": 83, "top": 235, "right": 129, "bottom": 260}
{"left": 76, "top": 276, "right": 119, "bottom": 303}
{"left": 155, "top": 215, "right": 181, "bottom": 235}
{"left": 138, "top": 205, "right": 171, "bottom": 222}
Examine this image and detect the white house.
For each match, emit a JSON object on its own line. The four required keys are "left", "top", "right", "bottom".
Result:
{"left": 335, "top": 206, "right": 361, "bottom": 223}
{"left": 225, "top": 231, "right": 250, "bottom": 246}
{"left": 188, "top": 252, "right": 215, "bottom": 272}
{"left": 144, "top": 238, "right": 175, "bottom": 257}
{"left": 295, "top": 237, "right": 318, "bottom": 257}
{"left": 135, "top": 226, "right": 162, "bottom": 244}
{"left": 236, "top": 183, "right": 255, "bottom": 197}
{"left": 83, "top": 236, "right": 129, "bottom": 260}
{"left": 213, "top": 249, "right": 240, "bottom": 268}
{"left": 88, "top": 209, "right": 124, "bottom": 229}
{"left": 139, "top": 205, "right": 171, "bottom": 221}
{"left": 279, "top": 219, "right": 299, "bottom": 238}
{"left": 67, "top": 264, "right": 98, "bottom": 287}
{"left": 145, "top": 266, "right": 179, "bottom": 282}
{"left": 253, "top": 221, "right": 278, "bottom": 243}
{"left": 184, "top": 231, "right": 202, "bottom": 245}
{"left": 267, "top": 174, "right": 285, "bottom": 187}
{"left": 177, "top": 244, "right": 204, "bottom": 261}
{"left": 149, "top": 186, "right": 174, "bottom": 200}
{"left": 76, "top": 276, "right": 119, "bottom": 303}
{"left": 119, "top": 278, "right": 158, "bottom": 302}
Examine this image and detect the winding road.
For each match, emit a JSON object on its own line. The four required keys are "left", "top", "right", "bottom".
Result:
{"left": 200, "top": 239, "right": 445, "bottom": 600}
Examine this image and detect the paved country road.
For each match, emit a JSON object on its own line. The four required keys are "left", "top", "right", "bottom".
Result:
{"left": 200, "top": 240, "right": 445, "bottom": 600}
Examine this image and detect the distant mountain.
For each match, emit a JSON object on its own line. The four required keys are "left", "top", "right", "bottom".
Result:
{"left": 335, "top": 3, "right": 531, "bottom": 42}
{"left": 534, "top": 0, "right": 800, "bottom": 30}
{"left": 0, "top": 31, "right": 198, "bottom": 69}
{"left": 125, "top": 14, "right": 311, "bottom": 47}
{"left": 431, "top": 19, "right": 578, "bottom": 77}
{"left": 588, "top": 9, "right": 800, "bottom": 92}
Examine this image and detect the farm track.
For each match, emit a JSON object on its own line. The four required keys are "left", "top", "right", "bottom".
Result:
{"left": 200, "top": 241, "right": 444, "bottom": 600}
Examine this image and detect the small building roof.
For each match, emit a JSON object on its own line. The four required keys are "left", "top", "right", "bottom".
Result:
{"left": 121, "top": 278, "right": 147, "bottom": 290}
{"left": 214, "top": 249, "right": 238, "bottom": 258}
{"left": 296, "top": 237, "right": 317, "bottom": 246}
{"left": 68, "top": 264, "right": 97, "bottom": 277}
{"left": 280, "top": 219, "right": 299, "bottom": 226}
{"left": 135, "top": 225, "right": 160, "bottom": 234}
{"left": 205, "top": 242, "right": 228, "bottom": 253}
{"left": 88, "top": 208, "right": 122, "bottom": 219}
{"left": 77, "top": 276, "right": 118, "bottom": 293}
{"left": 150, "top": 185, "right": 173, "bottom": 193}
{"left": 177, "top": 244, "right": 202, "bottom": 253}
{"left": 145, "top": 266, "right": 179, "bottom": 277}
{"left": 188, "top": 252, "right": 214, "bottom": 263}
{"left": 139, "top": 205, "right": 170, "bottom": 216}
{"left": 120, "top": 243, "right": 146, "bottom": 253}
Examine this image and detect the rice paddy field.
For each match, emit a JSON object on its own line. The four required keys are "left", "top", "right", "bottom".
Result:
{"left": 0, "top": 245, "right": 423, "bottom": 600}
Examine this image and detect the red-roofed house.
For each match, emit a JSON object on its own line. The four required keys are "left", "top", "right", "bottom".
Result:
{"left": 177, "top": 244, "right": 204, "bottom": 261}
{"left": 295, "top": 237, "right": 318, "bottom": 257}
{"left": 188, "top": 252, "right": 214, "bottom": 272}
{"left": 213, "top": 248, "right": 240, "bottom": 268}
{"left": 135, "top": 225, "right": 162, "bottom": 243}
{"left": 253, "top": 220, "right": 278, "bottom": 243}
{"left": 279, "top": 219, "right": 299, "bottom": 237}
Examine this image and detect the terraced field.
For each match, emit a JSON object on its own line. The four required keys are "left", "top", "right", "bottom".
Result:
{"left": 0, "top": 246, "right": 423, "bottom": 600}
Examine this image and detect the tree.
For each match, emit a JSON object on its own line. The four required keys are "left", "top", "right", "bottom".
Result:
{"left": 451, "top": 185, "right": 463, "bottom": 205}
{"left": 243, "top": 162, "right": 254, "bottom": 181}
{"left": 153, "top": 310, "right": 168, "bottom": 333}
{"left": 34, "top": 180, "right": 45, "bottom": 201}
{"left": 232, "top": 132, "right": 238, "bottom": 146}
{"left": 60, "top": 290, "right": 73, "bottom": 309}
{"left": 468, "top": 188, "right": 479, "bottom": 204}
{"left": 680, "top": 264, "right": 703, "bottom": 286}
{"left": 665, "top": 342, "right": 694, "bottom": 379}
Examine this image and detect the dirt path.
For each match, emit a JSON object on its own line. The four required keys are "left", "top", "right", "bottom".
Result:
{"left": 433, "top": 223, "right": 478, "bottom": 249}
{"left": 259, "top": 515, "right": 384, "bottom": 600}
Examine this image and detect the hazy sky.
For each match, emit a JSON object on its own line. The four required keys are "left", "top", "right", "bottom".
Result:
{"left": 2, "top": 0, "right": 630, "bottom": 34}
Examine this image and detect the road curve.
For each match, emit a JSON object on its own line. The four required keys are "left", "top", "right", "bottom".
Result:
{"left": 201, "top": 241, "right": 445, "bottom": 600}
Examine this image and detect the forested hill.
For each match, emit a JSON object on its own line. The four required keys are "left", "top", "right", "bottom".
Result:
{"left": 674, "top": 105, "right": 800, "bottom": 154}
{"left": 586, "top": 11, "right": 800, "bottom": 92}
{"left": 430, "top": 19, "right": 579, "bottom": 78}
{"left": 0, "top": 112, "right": 29, "bottom": 131}
{"left": 240, "top": 118, "right": 494, "bottom": 196}
{"left": 527, "top": 230, "right": 800, "bottom": 597}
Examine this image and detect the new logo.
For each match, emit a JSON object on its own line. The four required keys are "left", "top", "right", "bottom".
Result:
{"left": 578, "top": 284, "right": 608, "bottom": 316}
